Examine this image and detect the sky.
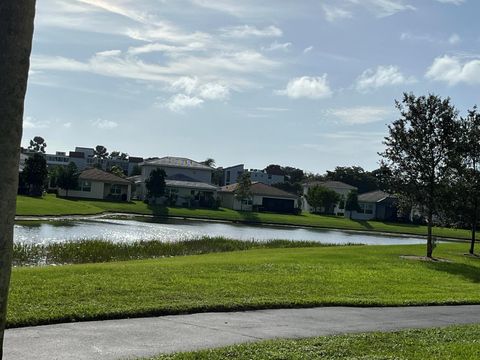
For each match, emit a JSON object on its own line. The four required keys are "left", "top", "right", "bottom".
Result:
{"left": 23, "top": 0, "right": 480, "bottom": 174}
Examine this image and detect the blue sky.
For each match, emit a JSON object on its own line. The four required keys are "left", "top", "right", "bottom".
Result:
{"left": 24, "top": 0, "right": 480, "bottom": 173}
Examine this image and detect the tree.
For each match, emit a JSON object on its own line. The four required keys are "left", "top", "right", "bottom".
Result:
{"left": 453, "top": 107, "right": 480, "bottom": 255}
{"left": 201, "top": 158, "right": 215, "bottom": 167}
{"left": 109, "top": 151, "right": 128, "bottom": 160}
{"left": 56, "top": 162, "right": 79, "bottom": 197}
{"left": 109, "top": 165, "right": 126, "bottom": 178}
{"left": 235, "top": 172, "right": 252, "bottom": 211}
{"left": 145, "top": 169, "right": 166, "bottom": 200}
{"left": 345, "top": 190, "right": 361, "bottom": 219}
{"left": 325, "top": 166, "right": 379, "bottom": 194}
{"left": 93, "top": 145, "right": 109, "bottom": 159}
{"left": 28, "top": 136, "right": 47, "bottom": 153}
{"left": 380, "top": 93, "right": 460, "bottom": 258}
{"left": 23, "top": 153, "right": 48, "bottom": 196}
{"left": 306, "top": 185, "right": 340, "bottom": 214}
{"left": 0, "top": 1, "right": 36, "bottom": 356}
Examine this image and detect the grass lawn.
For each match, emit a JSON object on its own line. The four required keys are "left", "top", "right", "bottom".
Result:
{"left": 150, "top": 324, "right": 480, "bottom": 359}
{"left": 8, "top": 243, "right": 480, "bottom": 328}
{"left": 15, "top": 194, "right": 478, "bottom": 240}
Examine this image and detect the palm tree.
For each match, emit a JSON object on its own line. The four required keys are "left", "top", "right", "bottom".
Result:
{"left": 0, "top": 1, "right": 36, "bottom": 357}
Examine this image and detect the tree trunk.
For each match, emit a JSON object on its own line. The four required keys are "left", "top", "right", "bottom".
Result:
{"left": 426, "top": 210, "right": 434, "bottom": 258}
{"left": 0, "top": 1, "right": 36, "bottom": 358}
{"left": 470, "top": 200, "right": 477, "bottom": 255}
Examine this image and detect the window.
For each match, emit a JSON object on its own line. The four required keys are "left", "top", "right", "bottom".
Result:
{"left": 359, "top": 203, "right": 374, "bottom": 214}
{"left": 80, "top": 181, "right": 91, "bottom": 192}
{"left": 110, "top": 184, "right": 122, "bottom": 195}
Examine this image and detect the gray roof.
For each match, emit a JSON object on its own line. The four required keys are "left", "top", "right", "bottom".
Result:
{"left": 166, "top": 180, "right": 218, "bottom": 191}
{"left": 141, "top": 157, "right": 213, "bottom": 170}
{"left": 304, "top": 181, "right": 357, "bottom": 191}
{"left": 358, "top": 190, "right": 396, "bottom": 203}
{"left": 220, "top": 182, "right": 298, "bottom": 199}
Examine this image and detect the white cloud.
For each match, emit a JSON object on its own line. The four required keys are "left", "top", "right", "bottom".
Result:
{"left": 435, "top": 0, "right": 464, "bottom": 4}
{"left": 92, "top": 118, "right": 118, "bottom": 129}
{"left": 164, "top": 94, "right": 204, "bottom": 112}
{"left": 448, "top": 33, "right": 461, "bottom": 45}
{"left": 262, "top": 41, "right": 292, "bottom": 52}
{"left": 198, "top": 83, "right": 230, "bottom": 100}
{"left": 276, "top": 75, "right": 333, "bottom": 99}
{"left": 303, "top": 46, "right": 314, "bottom": 54}
{"left": 23, "top": 116, "right": 50, "bottom": 129}
{"left": 328, "top": 106, "right": 391, "bottom": 124}
{"left": 355, "top": 65, "right": 416, "bottom": 92}
{"left": 322, "top": 5, "right": 353, "bottom": 22}
{"left": 256, "top": 107, "right": 289, "bottom": 112}
{"left": 426, "top": 55, "right": 480, "bottom": 85}
{"left": 220, "top": 25, "right": 282, "bottom": 38}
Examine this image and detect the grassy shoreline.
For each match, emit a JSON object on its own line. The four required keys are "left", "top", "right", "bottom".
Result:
{"left": 150, "top": 324, "right": 480, "bottom": 359}
{"left": 16, "top": 194, "right": 479, "bottom": 241}
{"left": 8, "top": 243, "right": 480, "bottom": 328}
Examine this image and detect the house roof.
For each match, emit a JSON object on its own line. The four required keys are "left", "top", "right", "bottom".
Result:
{"left": 128, "top": 156, "right": 144, "bottom": 163}
{"left": 166, "top": 180, "right": 218, "bottom": 191}
{"left": 79, "top": 168, "right": 131, "bottom": 185}
{"left": 358, "top": 190, "right": 396, "bottom": 203}
{"left": 220, "top": 182, "right": 298, "bottom": 199}
{"left": 141, "top": 156, "right": 213, "bottom": 170}
{"left": 304, "top": 180, "right": 357, "bottom": 191}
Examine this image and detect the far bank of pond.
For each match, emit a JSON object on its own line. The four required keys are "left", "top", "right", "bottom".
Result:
{"left": 15, "top": 217, "right": 431, "bottom": 246}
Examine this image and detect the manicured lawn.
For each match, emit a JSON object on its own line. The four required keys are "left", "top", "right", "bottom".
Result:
{"left": 15, "top": 194, "right": 478, "bottom": 240}
{"left": 150, "top": 324, "right": 480, "bottom": 359}
{"left": 8, "top": 243, "right": 480, "bottom": 328}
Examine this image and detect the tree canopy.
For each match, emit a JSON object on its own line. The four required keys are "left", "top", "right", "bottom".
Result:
{"left": 145, "top": 168, "right": 166, "bottom": 199}
{"left": 28, "top": 136, "right": 47, "bottom": 153}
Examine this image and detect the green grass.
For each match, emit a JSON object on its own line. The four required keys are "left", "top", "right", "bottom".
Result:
{"left": 15, "top": 194, "right": 478, "bottom": 240}
{"left": 13, "top": 237, "right": 335, "bottom": 266}
{"left": 150, "top": 324, "right": 480, "bottom": 359}
{"left": 8, "top": 243, "right": 480, "bottom": 328}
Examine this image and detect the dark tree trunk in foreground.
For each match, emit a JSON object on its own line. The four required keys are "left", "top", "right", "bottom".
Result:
{"left": 0, "top": 1, "right": 36, "bottom": 358}
{"left": 427, "top": 210, "right": 434, "bottom": 258}
{"left": 471, "top": 200, "right": 477, "bottom": 255}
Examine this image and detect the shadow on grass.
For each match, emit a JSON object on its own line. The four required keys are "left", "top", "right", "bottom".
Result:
{"left": 425, "top": 261, "right": 480, "bottom": 283}
{"left": 147, "top": 204, "right": 169, "bottom": 217}
{"left": 351, "top": 219, "right": 374, "bottom": 230}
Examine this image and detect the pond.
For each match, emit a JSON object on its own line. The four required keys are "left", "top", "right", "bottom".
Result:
{"left": 14, "top": 217, "right": 429, "bottom": 246}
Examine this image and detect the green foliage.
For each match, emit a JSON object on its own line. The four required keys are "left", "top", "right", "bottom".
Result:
{"left": 201, "top": 158, "right": 215, "bottom": 167}
{"left": 56, "top": 162, "right": 79, "bottom": 197}
{"left": 109, "top": 151, "right": 128, "bottom": 160}
{"left": 7, "top": 243, "right": 480, "bottom": 328}
{"left": 28, "top": 136, "right": 47, "bottom": 153}
{"left": 109, "top": 165, "right": 126, "bottom": 178}
{"left": 306, "top": 185, "right": 340, "bottom": 214}
{"left": 345, "top": 190, "right": 361, "bottom": 212}
{"left": 93, "top": 145, "right": 108, "bottom": 159}
{"left": 146, "top": 169, "right": 166, "bottom": 199}
{"left": 154, "top": 324, "right": 480, "bottom": 360}
{"left": 234, "top": 172, "right": 252, "bottom": 208}
{"left": 22, "top": 153, "right": 48, "bottom": 196}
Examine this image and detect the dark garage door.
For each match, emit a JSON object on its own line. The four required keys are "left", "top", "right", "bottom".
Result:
{"left": 262, "top": 197, "right": 295, "bottom": 213}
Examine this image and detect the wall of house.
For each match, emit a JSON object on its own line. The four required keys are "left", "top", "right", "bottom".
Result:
{"left": 58, "top": 181, "right": 104, "bottom": 200}
{"left": 349, "top": 202, "right": 377, "bottom": 220}
{"left": 103, "top": 183, "right": 131, "bottom": 202}
{"left": 142, "top": 165, "right": 212, "bottom": 184}
{"left": 223, "top": 165, "right": 244, "bottom": 186}
{"left": 248, "top": 171, "right": 285, "bottom": 185}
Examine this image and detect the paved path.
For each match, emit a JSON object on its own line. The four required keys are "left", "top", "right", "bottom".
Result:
{"left": 5, "top": 305, "right": 480, "bottom": 360}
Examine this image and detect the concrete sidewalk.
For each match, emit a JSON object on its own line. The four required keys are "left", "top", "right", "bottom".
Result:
{"left": 5, "top": 305, "right": 480, "bottom": 360}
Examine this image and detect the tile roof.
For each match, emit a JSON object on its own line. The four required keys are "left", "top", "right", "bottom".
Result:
{"left": 220, "top": 182, "right": 298, "bottom": 199}
{"left": 303, "top": 180, "right": 357, "bottom": 191}
{"left": 79, "top": 168, "right": 131, "bottom": 185}
{"left": 358, "top": 190, "right": 396, "bottom": 203}
{"left": 142, "top": 156, "right": 213, "bottom": 170}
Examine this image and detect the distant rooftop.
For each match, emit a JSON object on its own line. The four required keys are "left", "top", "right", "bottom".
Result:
{"left": 303, "top": 180, "right": 357, "bottom": 191}
{"left": 79, "top": 168, "right": 131, "bottom": 185}
{"left": 220, "top": 182, "right": 298, "bottom": 199}
{"left": 358, "top": 190, "right": 396, "bottom": 203}
{"left": 142, "top": 156, "right": 213, "bottom": 170}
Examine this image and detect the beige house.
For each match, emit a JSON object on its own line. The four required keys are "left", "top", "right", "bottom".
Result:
{"left": 219, "top": 182, "right": 298, "bottom": 213}
{"left": 58, "top": 168, "right": 132, "bottom": 201}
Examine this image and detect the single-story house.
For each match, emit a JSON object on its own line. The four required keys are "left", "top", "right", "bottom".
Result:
{"left": 164, "top": 177, "right": 218, "bottom": 207}
{"left": 302, "top": 181, "right": 357, "bottom": 215}
{"left": 219, "top": 182, "right": 299, "bottom": 213}
{"left": 348, "top": 190, "right": 397, "bottom": 221}
{"left": 58, "top": 168, "right": 132, "bottom": 201}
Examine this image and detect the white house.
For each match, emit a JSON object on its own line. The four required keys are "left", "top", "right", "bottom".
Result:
{"left": 219, "top": 182, "right": 299, "bottom": 213}
{"left": 58, "top": 168, "right": 132, "bottom": 201}
{"left": 302, "top": 180, "right": 357, "bottom": 215}
{"left": 222, "top": 164, "right": 285, "bottom": 186}
{"left": 138, "top": 156, "right": 218, "bottom": 206}
{"left": 348, "top": 190, "right": 397, "bottom": 221}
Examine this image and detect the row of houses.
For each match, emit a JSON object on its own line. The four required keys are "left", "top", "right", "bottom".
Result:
{"left": 54, "top": 154, "right": 396, "bottom": 221}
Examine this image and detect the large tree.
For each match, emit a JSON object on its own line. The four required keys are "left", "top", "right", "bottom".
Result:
{"left": 28, "top": 136, "right": 47, "bottom": 153}
{"left": 305, "top": 185, "right": 340, "bottom": 214}
{"left": 93, "top": 145, "right": 109, "bottom": 159}
{"left": 380, "top": 93, "right": 460, "bottom": 258}
{"left": 345, "top": 190, "right": 361, "bottom": 219}
{"left": 325, "top": 166, "right": 379, "bottom": 194}
{"left": 145, "top": 169, "right": 167, "bottom": 200}
{"left": 23, "top": 153, "right": 48, "bottom": 196}
{"left": 235, "top": 172, "right": 252, "bottom": 211}
{"left": 0, "top": 1, "right": 36, "bottom": 357}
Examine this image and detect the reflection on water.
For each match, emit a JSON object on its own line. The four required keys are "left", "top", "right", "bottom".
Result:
{"left": 14, "top": 217, "right": 428, "bottom": 246}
